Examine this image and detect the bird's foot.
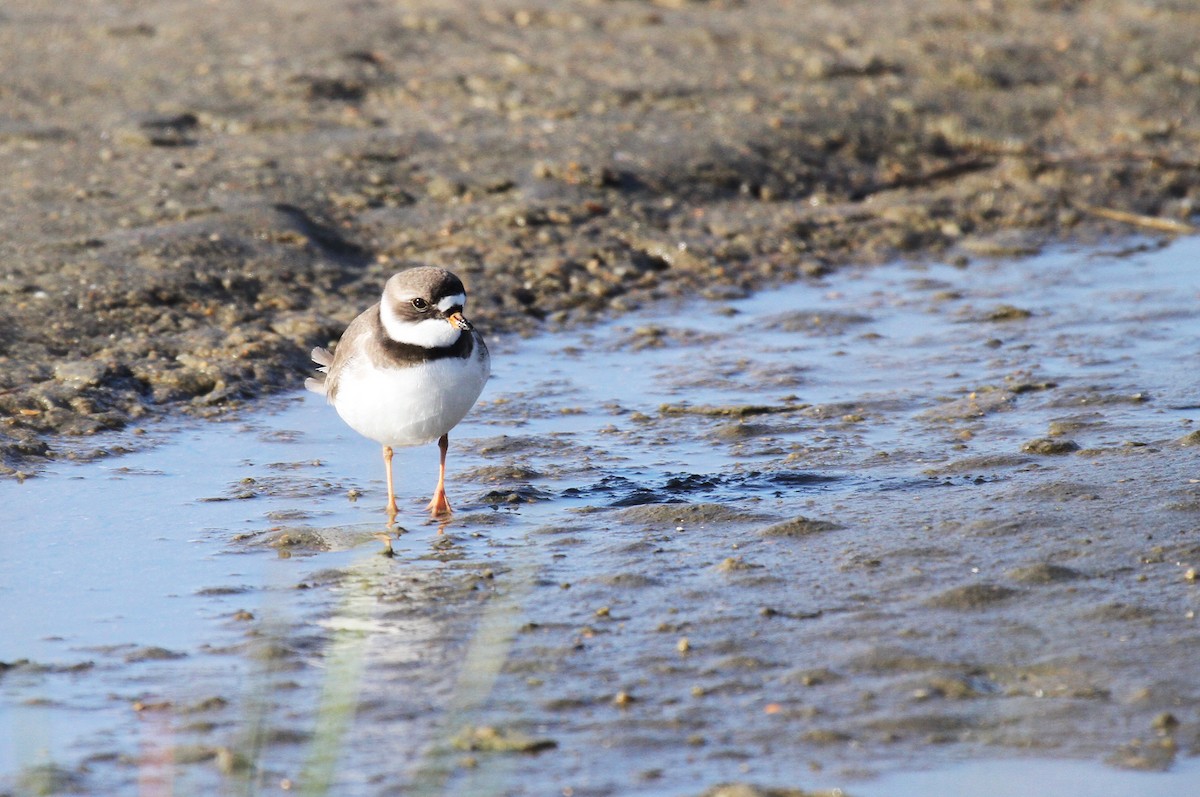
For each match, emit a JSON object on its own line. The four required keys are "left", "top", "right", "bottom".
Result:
{"left": 425, "top": 490, "right": 453, "bottom": 517}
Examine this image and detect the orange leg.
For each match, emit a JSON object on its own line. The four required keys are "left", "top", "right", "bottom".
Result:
{"left": 425, "top": 433, "right": 453, "bottom": 517}
{"left": 382, "top": 445, "right": 399, "bottom": 521}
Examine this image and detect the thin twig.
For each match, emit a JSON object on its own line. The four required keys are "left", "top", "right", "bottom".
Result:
{"left": 1078, "top": 204, "right": 1196, "bottom": 234}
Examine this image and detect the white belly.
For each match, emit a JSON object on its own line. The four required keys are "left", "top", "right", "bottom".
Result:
{"left": 332, "top": 351, "right": 488, "bottom": 448}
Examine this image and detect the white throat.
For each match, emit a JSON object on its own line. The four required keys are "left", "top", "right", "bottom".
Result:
{"left": 380, "top": 301, "right": 463, "bottom": 348}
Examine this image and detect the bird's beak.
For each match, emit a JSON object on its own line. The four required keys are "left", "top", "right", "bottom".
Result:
{"left": 447, "top": 311, "right": 473, "bottom": 331}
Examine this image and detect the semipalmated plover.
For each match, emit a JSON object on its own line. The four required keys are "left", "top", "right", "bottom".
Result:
{"left": 306, "top": 266, "right": 490, "bottom": 519}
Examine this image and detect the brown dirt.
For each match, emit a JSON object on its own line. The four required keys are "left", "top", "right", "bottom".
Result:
{"left": 1, "top": 0, "right": 1198, "bottom": 476}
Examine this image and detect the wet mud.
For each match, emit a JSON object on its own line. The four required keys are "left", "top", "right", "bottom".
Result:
{"left": 3, "top": 239, "right": 1200, "bottom": 795}
{"left": 3, "top": 0, "right": 1200, "bottom": 473}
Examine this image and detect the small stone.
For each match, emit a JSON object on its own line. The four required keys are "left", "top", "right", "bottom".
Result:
{"left": 1152, "top": 713, "right": 1180, "bottom": 733}
{"left": 1021, "top": 438, "right": 1080, "bottom": 455}
{"left": 125, "top": 646, "right": 187, "bottom": 663}
{"left": 985, "top": 304, "right": 1033, "bottom": 321}
{"left": 451, "top": 725, "right": 556, "bottom": 754}
{"left": 54, "top": 360, "right": 107, "bottom": 388}
{"left": 926, "top": 583, "right": 1018, "bottom": 610}
{"left": 1176, "top": 430, "right": 1200, "bottom": 447}
{"left": 1008, "top": 563, "right": 1084, "bottom": 584}
{"left": 715, "top": 556, "right": 760, "bottom": 572}
{"left": 760, "top": 517, "right": 842, "bottom": 537}
{"left": 426, "top": 175, "right": 465, "bottom": 200}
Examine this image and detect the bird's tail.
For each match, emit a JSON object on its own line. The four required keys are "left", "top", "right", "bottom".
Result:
{"left": 304, "top": 346, "right": 333, "bottom": 395}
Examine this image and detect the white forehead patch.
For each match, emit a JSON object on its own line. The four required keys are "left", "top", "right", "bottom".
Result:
{"left": 381, "top": 302, "right": 462, "bottom": 348}
{"left": 437, "top": 293, "right": 466, "bottom": 313}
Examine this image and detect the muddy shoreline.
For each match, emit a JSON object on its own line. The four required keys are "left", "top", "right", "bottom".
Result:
{"left": 2, "top": 0, "right": 1199, "bottom": 473}
{"left": 4, "top": 240, "right": 1200, "bottom": 796}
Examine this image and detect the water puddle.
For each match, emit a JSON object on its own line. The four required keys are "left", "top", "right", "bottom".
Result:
{"left": 3, "top": 237, "right": 1200, "bottom": 795}
{"left": 854, "top": 757, "right": 1200, "bottom": 797}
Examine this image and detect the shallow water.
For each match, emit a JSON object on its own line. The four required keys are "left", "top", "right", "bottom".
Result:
{"left": 855, "top": 757, "right": 1200, "bottom": 797}
{"left": 3, "top": 237, "right": 1200, "bottom": 795}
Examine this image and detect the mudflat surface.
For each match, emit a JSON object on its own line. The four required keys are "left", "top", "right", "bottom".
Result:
{"left": 3, "top": 240, "right": 1200, "bottom": 796}
{"left": 4, "top": 3, "right": 1200, "bottom": 796}
{"left": 2, "top": 0, "right": 1200, "bottom": 471}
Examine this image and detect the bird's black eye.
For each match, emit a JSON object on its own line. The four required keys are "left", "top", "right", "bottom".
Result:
{"left": 411, "top": 298, "right": 429, "bottom": 312}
